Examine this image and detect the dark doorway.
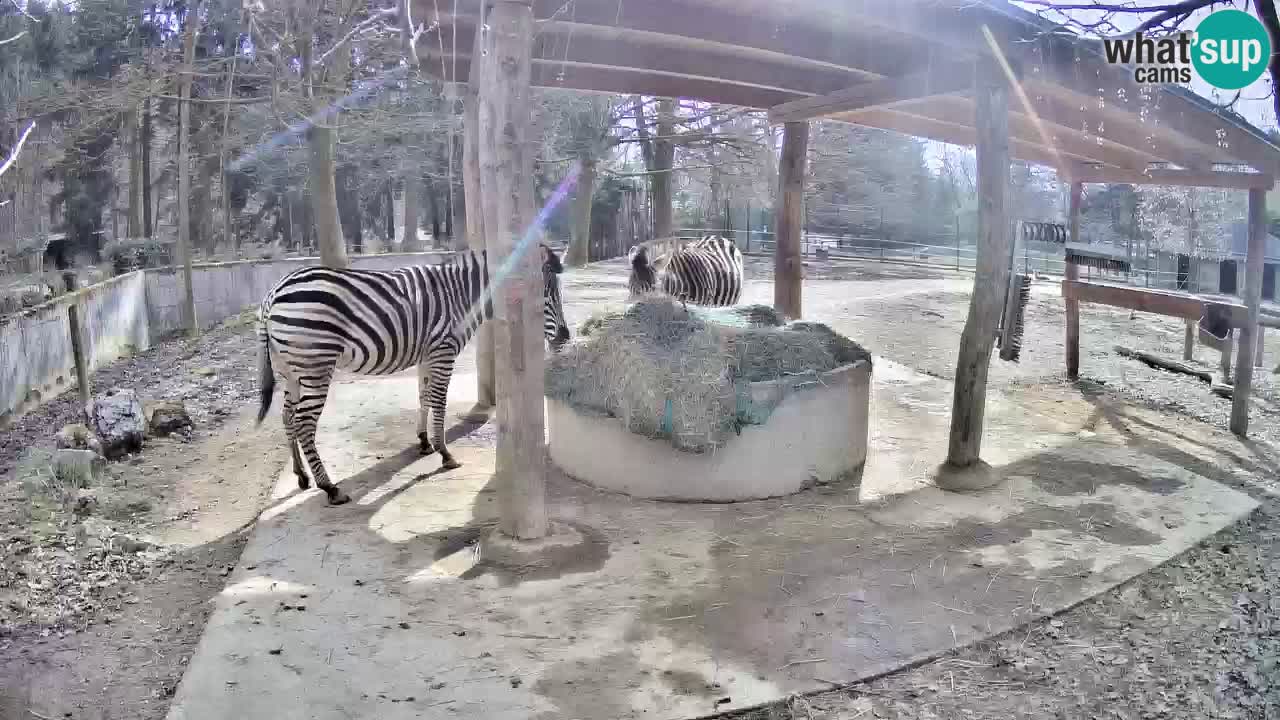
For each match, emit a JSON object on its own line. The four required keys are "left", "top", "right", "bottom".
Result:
{"left": 1176, "top": 254, "right": 1191, "bottom": 290}
{"left": 1264, "top": 264, "right": 1276, "bottom": 301}
{"left": 1219, "top": 259, "right": 1239, "bottom": 295}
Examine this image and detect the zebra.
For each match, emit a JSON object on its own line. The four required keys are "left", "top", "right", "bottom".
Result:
{"left": 254, "top": 244, "right": 571, "bottom": 505}
{"left": 627, "top": 234, "right": 744, "bottom": 309}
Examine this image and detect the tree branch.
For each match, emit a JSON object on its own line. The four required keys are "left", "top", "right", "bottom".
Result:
{"left": 0, "top": 120, "right": 36, "bottom": 179}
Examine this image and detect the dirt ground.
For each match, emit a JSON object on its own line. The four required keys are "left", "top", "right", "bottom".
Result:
{"left": 1, "top": 254, "right": 1277, "bottom": 719}
{"left": 0, "top": 312, "right": 285, "bottom": 720}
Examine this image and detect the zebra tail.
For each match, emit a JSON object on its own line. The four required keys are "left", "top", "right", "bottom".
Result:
{"left": 256, "top": 313, "right": 275, "bottom": 427}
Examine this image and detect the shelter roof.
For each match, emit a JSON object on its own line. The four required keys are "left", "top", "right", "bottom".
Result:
{"left": 414, "top": 0, "right": 1280, "bottom": 177}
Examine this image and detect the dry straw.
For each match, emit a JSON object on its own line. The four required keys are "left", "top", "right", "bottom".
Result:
{"left": 546, "top": 297, "right": 870, "bottom": 454}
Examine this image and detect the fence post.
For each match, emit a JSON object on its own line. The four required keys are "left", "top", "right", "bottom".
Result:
{"left": 63, "top": 271, "right": 91, "bottom": 411}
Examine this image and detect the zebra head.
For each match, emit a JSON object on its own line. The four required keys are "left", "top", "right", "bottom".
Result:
{"left": 627, "top": 244, "right": 658, "bottom": 300}
{"left": 542, "top": 244, "right": 570, "bottom": 351}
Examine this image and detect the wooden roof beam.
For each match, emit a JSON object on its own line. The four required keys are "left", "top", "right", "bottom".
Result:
{"left": 835, "top": 108, "right": 1126, "bottom": 173}
{"left": 768, "top": 65, "right": 975, "bottom": 124}
{"left": 1062, "top": 162, "right": 1275, "bottom": 190}
{"left": 1017, "top": 81, "right": 1220, "bottom": 172}
{"left": 421, "top": 23, "right": 873, "bottom": 100}
{"left": 426, "top": 58, "right": 811, "bottom": 108}
{"left": 1025, "top": 38, "right": 1280, "bottom": 175}
{"left": 884, "top": 95, "right": 1158, "bottom": 171}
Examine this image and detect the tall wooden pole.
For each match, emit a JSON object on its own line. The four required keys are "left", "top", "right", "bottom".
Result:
{"left": 1230, "top": 188, "right": 1266, "bottom": 435}
{"left": 1065, "top": 181, "right": 1083, "bottom": 379}
{"left": 478, "top": 0, "right": 546, "bottom": 540}
{"left": 946, "top": 57, "right": 1011, "bottom": 468}
{"left": 774, "top": 121, "right": 808, "bottom": 320}
{"left": 464, "top": 7, "right": 496, "bottom": 413}
{"left": 176, "top": 2, "right": 202, "bottom": 336}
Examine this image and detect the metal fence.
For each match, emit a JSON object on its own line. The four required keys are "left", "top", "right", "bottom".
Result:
{"left": 670, "top": 225, "right": 1227, "bottom": 292}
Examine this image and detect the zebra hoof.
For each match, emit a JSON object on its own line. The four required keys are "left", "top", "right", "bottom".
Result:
{"left": 440, "top": 454, "right": 462, "bottom": 471}
{"left": 327, "top": 490, "right": 351, "bottom": 505}
{"left": 418, "top": 432, "right": 435, "bottom": 456}
{"left": 296, "top": 475, "right": 311, "bottom": 490}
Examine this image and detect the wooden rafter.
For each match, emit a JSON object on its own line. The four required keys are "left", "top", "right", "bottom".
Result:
{"left": 768, "top": 65, "right": 975, "bottom": 124}
{"left": 1063, "top": 163, "right": 1275, "bottom": 191}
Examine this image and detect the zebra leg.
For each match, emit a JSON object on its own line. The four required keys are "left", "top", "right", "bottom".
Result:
{"left": 282, "top": 386, "right": 310, "bottom": 489}
{"left": 426, "top": 356, "right": 461, "bottom": 470}
{"left": 416, "top": 360, "right": 435, "bottom": 456}
{"left": 292, "top": 375, "right": 350, "bottom": 505}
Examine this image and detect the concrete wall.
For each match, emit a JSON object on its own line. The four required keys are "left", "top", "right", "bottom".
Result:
{"left": 145, "top": 252, "right": 450, "bottom": 337}
{"left": 1, "top": 252, "right": 450, "bottom": 425}
{"left": 548, "top": 361, "right": 872, "bottom": 502}
{"left": 0, "top": 271, "right": 149, "bottom": 427}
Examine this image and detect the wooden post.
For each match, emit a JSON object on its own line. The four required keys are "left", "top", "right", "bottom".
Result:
{"left": 463, "top": 10, "right": 496, "bottom": 414}
{"left": 946, "top": 57, "right": 1011, "bottom": 468}
{"left": 774, "top": 121, "right": 808, "bottom": 320}
{"left": 63, "top": 272, "right": 90, "bottom": 410}
{"left": 478, "top": 0, "right": 546, "bottom": 540}
{"left": 1183, "top": 318, "right": 1195, "bottom": 361}
{"left": 1255, "top": 326, "right": 1265, "bottom": 368}
{"left": 1065, "top": 181, "right": 1083, "bottom": 379}
{"left": 1230, "top": 188, "right": 1266, "bottom": 436}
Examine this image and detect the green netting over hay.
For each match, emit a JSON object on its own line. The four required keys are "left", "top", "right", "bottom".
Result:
{"left": 546, "top": 297, "right": 871, "bottom": 454}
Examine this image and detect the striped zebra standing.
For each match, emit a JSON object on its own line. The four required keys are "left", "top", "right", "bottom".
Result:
{"left": 627, "top": 234, "right": 744, "bottom": 308}
{"left": 255, "top": 244, "right": 571, "bottom": 505}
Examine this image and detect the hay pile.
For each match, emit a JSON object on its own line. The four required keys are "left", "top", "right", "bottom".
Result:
{"left": 546, "top": 297, "right": 870, "bottom": 454}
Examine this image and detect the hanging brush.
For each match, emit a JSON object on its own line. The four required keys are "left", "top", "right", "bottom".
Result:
{"left": 1064, "top": 243, "right": 1132, "bottom": 274}
{"left": 998, "top": 273, "right": 1032, "bottom": 362}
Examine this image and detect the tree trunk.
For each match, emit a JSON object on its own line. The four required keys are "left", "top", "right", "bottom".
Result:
{"left": 479, "top": 0, "right": 545, "bottom": 541}
{"left": 192, "top": 125, "right": 216, "bottom": 252}
{"left": 652, "top": 99, "right": 676, "bottom": 238}
{"left": 336, "top": 163, "right": 362, "bottom": 255}
{"left": 424, "top": 188, "right": 439, "bottom": 247}
{"left": 141, "top": 95, "right": 153, "bottom": 238}
{"left": 220, "top": 9, "right": 243, "bottom": 251}
{"left": 176, "top": 3, "right": 201, "bottom": 335}
{"left": 383, "top": 179, "right": 395, "bottom": 246}
{"left": 566, "top": 155, "right": 596, "bottom": 267}
{"left": 401, "top": 172, "right": 419, "bottom": 250}
{"left": 310, "top": 126, "right": 348, "bottom": 267}
{"left": 444, "top": 185, "right": 454, "bottom": 243}
{"left": 126, "top": 111, "right": 142, "bottom": 238}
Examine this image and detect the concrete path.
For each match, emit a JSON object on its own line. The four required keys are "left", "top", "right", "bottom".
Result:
{"left": 165, "top": 357, "right": 1257, "bottom": 720}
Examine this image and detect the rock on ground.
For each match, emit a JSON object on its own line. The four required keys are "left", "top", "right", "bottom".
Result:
{"left": 54, "top": 423, "right": 103, "bottom": 456}
{"left": 147, "top": 400, "right": 192, "bottom": 436}
{"left": 85, "top": 389, "right": 145, "bottom": 460}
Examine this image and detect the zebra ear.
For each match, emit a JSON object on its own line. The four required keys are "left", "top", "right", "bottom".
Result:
{"left": 541, "top": 243, "right": 564, "bottom": 274}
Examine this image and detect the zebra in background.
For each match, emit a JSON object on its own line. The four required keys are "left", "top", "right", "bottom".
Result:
{"left": 627, "top": 234, "right": 744, "bottom": 308}
{"left": 255, "top": 244, "right": 571, "bottom": 505}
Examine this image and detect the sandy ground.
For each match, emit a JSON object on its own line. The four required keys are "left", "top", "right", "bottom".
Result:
{"left": 1, "top": 254, "right": 1277, "bottom": 719}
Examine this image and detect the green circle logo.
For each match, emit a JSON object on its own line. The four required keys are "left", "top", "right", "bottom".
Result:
{"left": 1192, "top": 9, "right": 1272, "bottom": 90}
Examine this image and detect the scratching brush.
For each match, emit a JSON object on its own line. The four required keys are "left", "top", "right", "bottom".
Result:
{"left": 1063, "top": 243, "right": 1132, "bottom": 274}
{"left": 1022, "top": 222, "right": 1068, "bottom": 245}
{"left": 997, "top": 273, "right": 1031, "bottom": 362}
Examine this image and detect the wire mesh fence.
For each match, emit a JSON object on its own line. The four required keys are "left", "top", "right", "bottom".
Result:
{"left": 669, "top": 224, "right": 1248, "bottom": 294}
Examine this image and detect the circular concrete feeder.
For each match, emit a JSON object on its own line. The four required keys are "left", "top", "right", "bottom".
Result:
{"left": 547, "top": 359, "right": 872, "bottom": 502}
